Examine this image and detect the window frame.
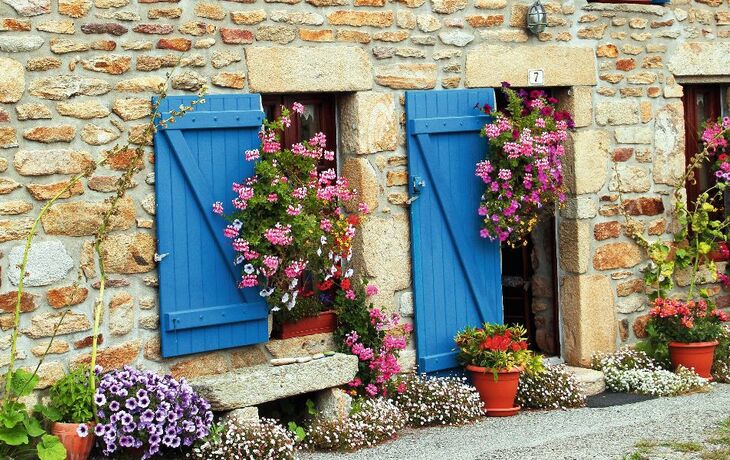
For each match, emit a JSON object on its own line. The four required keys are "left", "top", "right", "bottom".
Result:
{"left": 261, "top": 94, "right": 338, "bottom": 172}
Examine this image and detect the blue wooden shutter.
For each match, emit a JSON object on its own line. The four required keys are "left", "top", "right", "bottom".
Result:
{"left": 406, "top": 89, "right": 503, "bottom": 374}
{"left": 154, "top": 94, "right": 269, "bottom": 358}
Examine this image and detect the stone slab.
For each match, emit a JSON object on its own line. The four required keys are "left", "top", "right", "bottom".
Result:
{"left": 465, "top": 45, "right": 596, "bottom": 88}
{"left": 564, "top": 365, "right": 606, "bottom": 397}
{"left": 668, "top": 42, "right": 730, "bottom": 78}
{"left": 8, "top": 240, "right": 74, "bottom": 286}
{"left": 246, "top": 46, "right": 372, "bottom": 93}
{"left": 189, "top": 352, "right": 358, "bottom": 410}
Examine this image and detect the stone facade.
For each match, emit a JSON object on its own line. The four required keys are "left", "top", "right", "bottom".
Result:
{"left": 0, "top": 0, "right": 728, "bottom": 392}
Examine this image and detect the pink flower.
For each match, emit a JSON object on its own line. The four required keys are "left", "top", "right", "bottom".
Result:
{"left": 348, "top": 377, "right": 362, "bottom": 388}
{"left": 212, "top": 201, "right": 223, "bottom": 215}
{"left": 244, "top": 149, "right": 260, "bottom": 161}
{"left": 364, "top": 384, "right": 378, "bottom": 397}
{"left": 358, "top": 202, "right": 370, "bottom": 214}
{"left": 292, "top": 102, "right": 304, "bottom": 114}
{"left": 320, "top": 219, "right": 333, "bottom": 232}
{"left": 264, "top": 224, "right": 293, "bottom": 246}
{"left": 238, "top": 274, "right": 258, "bottom": 288}
{"left": 267, "top": 193, "right": 278, "bottom": 203}
{"left": 345, "top": 289, "right": 356, "bottom": 300}
{"left": 365, "top": 284, "right": 379, "bottom": 297}
{"left": 286, "top": 204, "right": 302, "bottom": 216}
{"left": 223, "top": 226, "right": 238, "bottom": 239}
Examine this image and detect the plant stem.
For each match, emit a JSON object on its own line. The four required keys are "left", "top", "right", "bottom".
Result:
{"left": 4, "top": 172, "right": 87, "bottom": 402}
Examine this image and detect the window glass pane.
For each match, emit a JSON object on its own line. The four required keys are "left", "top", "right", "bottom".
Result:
{"left": 299, "top": 104, "right": 321, "bottom": 144}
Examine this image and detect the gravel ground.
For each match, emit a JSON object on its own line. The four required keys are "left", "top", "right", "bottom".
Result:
{"left": 303, "top": 384, "right": 730, "bottom": 460}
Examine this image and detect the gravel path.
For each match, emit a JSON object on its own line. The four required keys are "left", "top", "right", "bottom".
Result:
{"left": 303, "top": 384, "right": 730, "bottom": 460}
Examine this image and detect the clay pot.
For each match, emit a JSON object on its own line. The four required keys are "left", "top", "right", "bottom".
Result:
{"left": 51, "top": 422, "right": 95, "bottom": 460}
{"left": 466, "top": 365, "right": 522, "bottom": 417}
{"left": 277, "top": 310, "right": 337, "bottom": 339}
{"left": 668, "top": 341, "right": 719, "bottom": 380}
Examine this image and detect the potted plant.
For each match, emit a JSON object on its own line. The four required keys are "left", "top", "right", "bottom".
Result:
{"left": 215, "top": 103, "right": 368, "bottom": 334}
{"left": 42, "top": 366, "right": 95, "bottom": 460}
{"left": 647, "top": 298, "right": 729, "bottom": 379}
{"left": 454, "top": 324, "right": 542, "bottom": 416}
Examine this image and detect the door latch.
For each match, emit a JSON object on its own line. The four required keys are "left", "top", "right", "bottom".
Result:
{"left": 406, "top": 176, "right": 426, "bottom": 205}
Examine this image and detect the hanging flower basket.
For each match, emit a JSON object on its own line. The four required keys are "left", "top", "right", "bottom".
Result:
{"left": 475, "top": 83, "right": 574, "bottom": 247}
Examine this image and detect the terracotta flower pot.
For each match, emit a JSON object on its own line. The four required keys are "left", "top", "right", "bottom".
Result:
{"left": 668, "top": 341, "right": 719, "bottom": 380}
{"left": 466, "top": 364, "right": 522, "bottom": 417}
{"left": 709, "top": 242, "right": 730, "bottom": 262}
{"left": 51, "top": 422, "right": 95, "bottom": 460}
{"left": 278, "top": 310, "right": 336, "bottom": 339}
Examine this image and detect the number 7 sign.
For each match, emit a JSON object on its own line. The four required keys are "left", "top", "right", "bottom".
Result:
{"left": 528, "top": 69, "right": 544, "bottom": 86}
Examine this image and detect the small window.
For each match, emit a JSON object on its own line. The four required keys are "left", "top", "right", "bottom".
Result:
{"left": 682, "top": 85, "right": 727, "bottom": 208}
{"left": 261, "top": 94, "right": 337, "bottom": 171}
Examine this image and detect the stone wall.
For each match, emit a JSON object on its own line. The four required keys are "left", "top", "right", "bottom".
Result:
{"left": 0, "top": 0, "right": 728, "bottom": 386}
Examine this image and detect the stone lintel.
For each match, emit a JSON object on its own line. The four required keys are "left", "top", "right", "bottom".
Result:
{"left": 465, "top": 45, "right": 597, "bottom": 88}
{"left": 245, "top": 46, "right": 372, "bottom": 93}
{"left": 668, "top": 43, "right": 730, "bottom": 79}
{"left": 189, "top": 353, "right": 358, "bottom": 410}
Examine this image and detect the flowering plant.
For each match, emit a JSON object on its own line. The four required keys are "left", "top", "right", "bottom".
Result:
{"left": 335, "top": 283, "right": 411, "bottom": 398}
{"left": 475, "top": 84, "right": 573, "bottom": 246}
{"left": 94, "top": 366, "right": 213, "bottom": 459}
{"left": 189, "top": 416, "right": 296, "bottom": 460}
{"left": 389, "top": 374, "right": 484, "bottom": 427}
{"left": 304, "top": 398, "right": 405, "bottom": 452}
{"left": 516, "top": 365, "right": 585, "bottom": 410}
{"left": 454, "top": 323, "right": 542, "bottom": 373}
{"left": 215, "top": 103, "right": 366, "bottom": 314}
{"left": 648, "top": 297, "right": 728, "bottom": 343}
{"left": 592, "top": 348, "right": 709, "bottom": 396}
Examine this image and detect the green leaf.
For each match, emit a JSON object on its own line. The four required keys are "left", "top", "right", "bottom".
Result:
{"left": 22, "top": 415, "right": 44, "bottom": 437}
{"left": 0, "top": 424, "right": 29, "bottom": 446}
{"left": 37, "top": 434, "right": 66, "bottom": 460}
{"left": 34, "top": 405, "right": 61, "bottom": 423}
{"left": 10, "top": 370, "right": 38, "bottom": 397}
{"left": 306, "top": 399, "right": 317, "bottom": 416}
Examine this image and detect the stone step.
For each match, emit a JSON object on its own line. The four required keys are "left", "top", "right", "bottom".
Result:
{"left": 190, "top": 352, "right": 358, "bottom": 411}
{"left": 564, "top": 365, "right": 606, "bottom": 397}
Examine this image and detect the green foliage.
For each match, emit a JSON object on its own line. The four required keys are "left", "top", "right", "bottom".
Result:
{"left": 287, "top": 421, "right": 306, "bottom": 442}
{"left": 454, "top": 323, "right": 543, "bottom": 375}
{"left": 274, "top": 295, "right": 323, "bottom": 326}
{"left": 712, "top": 326, "right": 730, "bottom": 383}
{"left": 0, "top": 370, "right": 66, "bottom": 460}
{"left": 46, "top": 366, "right": 94, "bottom": 424}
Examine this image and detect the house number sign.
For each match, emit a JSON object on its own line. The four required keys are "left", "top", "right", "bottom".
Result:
{"left": 528, "top": 69, "right": 544, "bottom": 86}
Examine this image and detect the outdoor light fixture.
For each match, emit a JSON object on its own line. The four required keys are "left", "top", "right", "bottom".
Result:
{"left": 527, "top": 0, "right": 547, "bottom": 35}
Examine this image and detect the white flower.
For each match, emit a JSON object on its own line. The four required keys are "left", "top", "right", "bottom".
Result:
{"left": 320, "top": 236, "right": 327, "bottom": 245}
{"left": 259, "top": 288, "right": 274, "bottom": 297}
{"left": 232, "top": 219, "right": 243, "bottom": 231}
{"left": 344, "top": 268, "right": 354, "bottom": 278}
{"left": 281, "top": 293, "right": 289, "bottom": 303}
{"left": 234, "top": 255, "right": 244, "bottom": 265}
{"left": 243, "top": 264, "right": 255, "bottom": 275}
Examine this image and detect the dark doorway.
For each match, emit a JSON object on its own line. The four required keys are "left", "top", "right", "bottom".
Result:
{"left": 495, "top": 88, "right": 561, "bottom": 356}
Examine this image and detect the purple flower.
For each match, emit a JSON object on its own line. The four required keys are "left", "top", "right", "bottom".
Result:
{"left": 109, "top": 401, "right": 120, "bottom": 412}
{"left": 120, "top": 435, "right": 135, "bottom": 448}
{"left": 94, "top": 393, "right": 107, "bottom": 406}
{"left": 140, "top": 409, "right": 155, "bottom": 424}
{"left": 76, "top": 424, "right": 89, "bottom": 438}
{"left": 94, "top": 424, "right": 107, "bottom": 437}
{"left": 125, "top": 397, "right": 138, "bottom": 411}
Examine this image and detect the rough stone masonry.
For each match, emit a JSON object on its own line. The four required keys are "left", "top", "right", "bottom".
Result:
{"left": 0, "top": 0, "right": 728, "bottom": 394}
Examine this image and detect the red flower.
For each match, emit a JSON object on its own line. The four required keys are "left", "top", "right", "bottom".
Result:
{"left": 341, "top": 278, "right": 351, "bottom": 290}
{"left": 318, "top": 280, "right": 334, "bottom": 291}
{"left": 347, "top": 214, "right": 360, "bottom": 226}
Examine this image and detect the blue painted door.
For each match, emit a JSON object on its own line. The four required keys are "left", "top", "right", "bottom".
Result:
{"left": 405, "top": 89, "right": 503, "bottom": 374}
{"left": 154, "top": 94, "right": 269, "bottom": 358}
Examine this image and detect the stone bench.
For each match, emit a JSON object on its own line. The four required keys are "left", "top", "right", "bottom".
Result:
{"left": 189, "top": 352, "right": 358, "bottom": 413}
